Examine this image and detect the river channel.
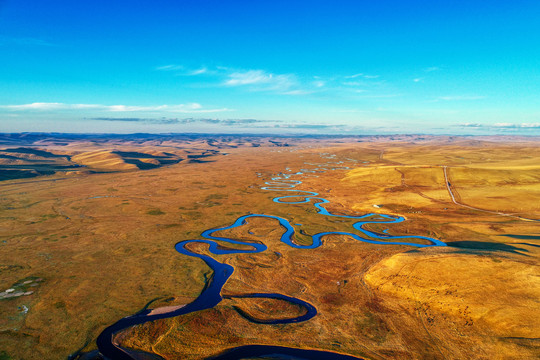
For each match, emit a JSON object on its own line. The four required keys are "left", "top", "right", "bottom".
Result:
{"left": 95, "top": 160, "right": 445, "bottom": 360}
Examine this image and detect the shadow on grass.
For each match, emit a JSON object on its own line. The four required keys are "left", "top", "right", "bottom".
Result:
{"left": 1, "top": 147, "right": 67, "bottom": 158}
{"left": 499, "top": 234, "right": 540, "bottom": 240}
{"left": 0, "top": 169, "right": 41, "bottom": 181}
{"left": 447, "top": 241, "right": 529, "bottom": 255}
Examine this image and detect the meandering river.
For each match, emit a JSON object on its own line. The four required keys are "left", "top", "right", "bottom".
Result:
{"left": 95, "top": 160, "right": 445, "bottom": 360}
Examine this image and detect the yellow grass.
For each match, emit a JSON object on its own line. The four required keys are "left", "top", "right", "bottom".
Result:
{"left": 0, "top": 136, "right": 539, "bottom": 359}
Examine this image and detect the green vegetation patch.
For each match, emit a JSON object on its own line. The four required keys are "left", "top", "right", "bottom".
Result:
{"left": 182, "top": 211, "right": 203, "bottom": 220}
{"left": 205, "top": 193, "right": 227, "bottom": 200}
{"left": 0, "top": 264, "right": 24, "bottom": 273}
{"left": 53, "top": 301, "right": 66, "bottom": 309}
{"left": 146, "top": 209, "right": 165, "bottom": 215}
{"left": 225, "top": 212, "right": 242, "bottom": 216}
{"left": 163, "top": 223, "right": 182, "bottom": 228}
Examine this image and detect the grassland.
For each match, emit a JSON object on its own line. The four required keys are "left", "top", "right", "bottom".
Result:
{"left": 0, "top": 134, "right": 538, "bottom": 359}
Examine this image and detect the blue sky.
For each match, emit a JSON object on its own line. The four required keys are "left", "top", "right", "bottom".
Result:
{"left": 1, "top": 0, "right": 539, "bottom": 134}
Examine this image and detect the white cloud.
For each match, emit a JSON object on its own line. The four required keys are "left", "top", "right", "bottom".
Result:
{"left": 344, "top": 73, "right": 379, "bottom": 79}
{"left": 0, "top": 102, "right": 230, "bottom": 114}
{"left": 494, "top": 122, "right": 540, "bottom": 128}
{"left": 458, "top": 122, "right": 540, "bottom": 129}
{"left": 189, "top": 67, "right": 208, "bottom": 75}
{"left": 1, "top": 102, "right": 69, "bottom": 110}
{"left": 459, "top": 123, "right": 483, "bottom": 127}
{"left": 342, "top": 78, "right": 383, "bottom": 87}
{"left": 225, "top": 70, "right": 269, "bottom": 86}
{"left": 224, "top": 70, "right": 295, "bottom": 91}
{"left": 225, "top": 70, "right": 267, "bottom": 85}
{"left": 156, "top": 63, "right": 392, "bottom": 97}
{"left": 413, "top": 78, "right": 423, "bottom": 82}
{"left": 424, "top": 66, "right": 440, "bottom": 72}
{"left": 155, "top": 64, "right": 185, "bottom": 71}
{"left": 157, "top": 64, "right": 308, "bottom": 94}
{"left": 520, "top": 123, "right": 540, "bottom": 128}
{"left": 156, "top": 65, "right": 210, "bottom": 76}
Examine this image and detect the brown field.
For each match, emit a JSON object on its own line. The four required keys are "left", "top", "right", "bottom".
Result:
{"left": 0, "top": 134, "right": 539, "bottom": 360}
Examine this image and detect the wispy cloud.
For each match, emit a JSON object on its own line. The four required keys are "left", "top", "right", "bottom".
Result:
{"left": 89, "top": 117, "right": 272, "bottom": 126}
{"left": 155, "top": 64, "right": 185, "bottom": 71}
{"left": 189, "top": 67, "right": 208, "bottom": 75}
{"left": 459, "top": 122, "right": 540, "bottom": 129}
{"left": 495, "top": 123, "right": 540, "bottom": 128}
{"left": 341, "top": 77, "right": 385, "bottom": 88}
{"left": 272, "top": 123, "right": 347, "bottom": 130}
{"left": 424, "top": 66, "right": 440, "bottom": 72}
{"left": 224, "top": 69, "right": 295, "bottom": 91}
{"left": 156, "top": 64, "right": 310, "bottom": 94}
{"left": 88, "top": 118, "right": 370, "bottom": 132}
{"left": 156, "top": 64, "right": 211, "bottom": 76}
{"left": 413, "top": 78, "right": 423, "bottom": 82}
{"left": 345, "top": 73, "right": 379, "bottom": 79}
{"left": 1, "top": 102, "right": 69, "bottom": 110}
{"left": 458, "top": 123, "right": 485, "bottom": 128}
{"left": 155, "top": 63, "right": 397, "bottom": 98}
{"left": 0, "top": 102, "right": 232, "bottom": 113}
{"left": 436, "top": 95, "right": 486, "bottom": 101}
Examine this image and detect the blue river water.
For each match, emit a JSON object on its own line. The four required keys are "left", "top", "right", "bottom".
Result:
{"left": 95, "top": 160, "right": 445, "bottom": 360}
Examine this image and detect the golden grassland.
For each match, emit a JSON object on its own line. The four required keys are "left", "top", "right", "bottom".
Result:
{"left": 0, "top": 135, "right": 539, "bottom": 359}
